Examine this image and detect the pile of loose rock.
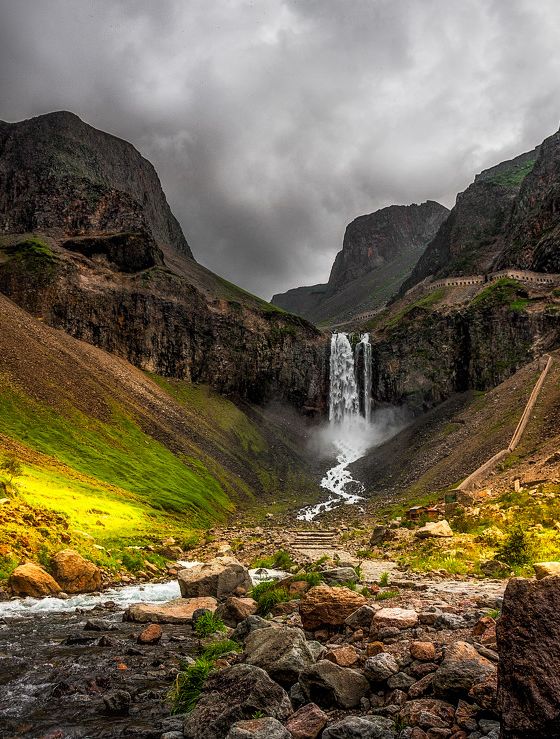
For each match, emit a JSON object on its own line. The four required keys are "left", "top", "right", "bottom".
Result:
{"left": 124, "top": 556, "right": 509, "bottom": 739}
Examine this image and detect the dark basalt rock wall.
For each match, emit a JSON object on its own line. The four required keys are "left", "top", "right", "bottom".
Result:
{"left": 0, "top": 111, "right": 193, "bottom": 258}
{"left": 0, "top": 250, "right": 328, "bottom": 411}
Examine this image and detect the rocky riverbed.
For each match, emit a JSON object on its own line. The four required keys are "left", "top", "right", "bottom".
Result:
{"left": 0, "top": 552, "right": 514, "bottom": 739}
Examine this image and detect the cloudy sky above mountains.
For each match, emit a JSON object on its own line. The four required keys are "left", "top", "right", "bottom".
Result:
{"left": 1, "top": 0, "right": 560, "bottom": 299}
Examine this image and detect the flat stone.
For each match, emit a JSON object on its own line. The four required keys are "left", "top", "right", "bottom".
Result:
{"left": 226, "top": 717, "right": 291, "bottom": 738}
{"left": 124, "top": 596, "right": 217, "bottom": 624}
{"left": 325, "top": 645, "right": 359, "bottom": 668}
{"left": 322, "top": 715, "right": 397, "bottom": 738}
{"left": 533, "top": 561, "right": 560, "bottom": 579}
{"left": 373, "top": 607, "right": 418, "bottom": 630}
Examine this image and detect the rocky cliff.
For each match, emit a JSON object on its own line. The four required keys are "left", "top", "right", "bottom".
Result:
{"left": 273, "top": 201, "right": 448, "bottom": 325}
{"left": 0, "top": 113, "right": 328, "bottom": 411}
{"left": 495, "top": 128, "right": 560, "bottom": 272}
{"left": 0, "top": 111, "right": 192, "bottom": 258}
{"left": 400, "top": 148, "right": 540, "bottom": 294}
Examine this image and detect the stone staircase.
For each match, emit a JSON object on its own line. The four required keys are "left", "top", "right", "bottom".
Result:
{"left": 290, "top": 529, "right": 340, "bottom": 551}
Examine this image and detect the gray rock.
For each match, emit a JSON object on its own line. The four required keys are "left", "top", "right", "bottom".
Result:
{"left": 387, "top": 672, "right": 416, "bottom": 690}
{"left": 299, "top": 659, "right": 370, "bottom": 709}
{"left": 226, "top": 717, "right": 290, "bottom": 738}
{"left": 478, "top": 719, "right": 500, "bottom": 735}
{"left": 233, "top": 615, "right": 273, "bottom": 642}
{"left": 289, "top": 681, "right": 306, "bottom": 709}
{"left": 321, "top": 567, "right": 358, "bottom": 585}
{"left": 244, "top": 626, "right": 315, "bottom": 686}
{"left": 161, "top": 733, "right": 184, "bottom": 739}
{"left": 307, "top": 640, "right": 326, "bottom": 661}
{"left": 322, "top": 715, "right": 396, "bottom": 738}
{"left": 102, "top": 689, "right": 131, "bottom": 715}
{"left": 433, "top": 641, "right": 495, "bottom": 700}
{"left": 178, "top": 557, "right": 252, "bottom": 600}
{"left": 364, "top": 653, "right": 399, "bottom": 683}
{"left": 183, "top": 664, "right": 292, "bottom": 739}
{"left": 435, "top": 613, "right": 465, "bottom": 630}
{"left": 345, "top": 605, "right": 376, "bottom": 629}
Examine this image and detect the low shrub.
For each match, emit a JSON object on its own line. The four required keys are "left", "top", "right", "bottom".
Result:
{"left": 194, "top": 612, "right": 226, "bottom": 637}
{"left": 169, "top": 657, "right": 214, "bottom": 713}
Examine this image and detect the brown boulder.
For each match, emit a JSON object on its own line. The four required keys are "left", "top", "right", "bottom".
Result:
{"left": 433, "top": 641, "right": 495, "bottom": 700}
{"left": 285, "top": 703, "right": 327, "bottom": 739}
{"left": 497, "top": 576, "right": 560, "bottom": 738}
{"left": 124, "top": 596, "right": 217, "bottom": 623}
{"left": 9, "top": 563, "right": 61, "bottom": 597}
{"left": 299, "top": 585, "right": 366, "bottom": 630}
{"left": 410, "top": 641, "right": 437, "bottom": 661}
{"left": 51, "top": 549, "right": 102, "bottom": 593}
{"left": 216, "top": 596, "right": 257, "bottom": 627}
{"left": 324, "top": 645, "right": 359, "bottom": 667}
{"left": 137, "top": 623, "right": 162, "bottom": 644}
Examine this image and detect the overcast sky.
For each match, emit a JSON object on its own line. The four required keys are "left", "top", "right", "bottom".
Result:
{"left": 1, "top": 1, "right": 560, "bottom": 299}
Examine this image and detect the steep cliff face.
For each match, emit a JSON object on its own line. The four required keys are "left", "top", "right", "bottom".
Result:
{"left": 0, "top": 113, "right": 328, "bottom": 411}
{"left": 272, "top": 201, "right": 448, "bottom": 325}
{"left": 495, "top": 128, "right": 560, "bottom": 272}
{"left": 329, "top": 201, "right": 449, "bottom": 288}
{"left": 401, "top": 149, "right": 539, "bottom": 293}
{"left": 0, "top": 111, "right": 192, "bottom": 258}
{"left": 368, "top": 280, "right": 560, "bottom": 412}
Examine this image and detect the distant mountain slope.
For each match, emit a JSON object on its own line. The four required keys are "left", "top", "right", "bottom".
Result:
{"left": 272, "top": 201, "right": 448, "bottom": 325}
{"left": 0, "top": 111, "right": 192, "bottom": 258}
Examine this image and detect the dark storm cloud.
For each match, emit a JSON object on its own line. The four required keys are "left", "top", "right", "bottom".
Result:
{"left": 1, "top": 0, "right": 560, "bottom": 298}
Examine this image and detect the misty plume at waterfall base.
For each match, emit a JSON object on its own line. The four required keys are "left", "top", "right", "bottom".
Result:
{"left": 299, "top": 333, "right": 409, "bottom": 520}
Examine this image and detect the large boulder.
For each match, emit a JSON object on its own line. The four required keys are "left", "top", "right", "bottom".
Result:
{"left": 432, "top": 640, "right": 495, "bottom": 700}
{"left": 178, "top": 558, "right": 252, "bottom": 600}
{"left": 320, "top": 567, "right": 358, "bottom": 585}
{"left": 226, "top": 717, "right": 290, "bottom": 738}
{"left": 244, "top": 626, "right": 316, "bottom": 686}
{"left": 50, "top": 549, "right": 102, "bottom": 593}
{"left": 9, "top": 563, "right": 61, "bottom": 597}
{"left": 414, "top": 520, "right": 453, "bottom": 539}
{"left": 322, "top": 716, "right": 396, "bottom": 738}
{"left": 299, "top": 585, "right": 367, "bottom": 630}
{"left": 124, "top": 597, "right": 217, "bottom": 624}
{"left": 398, "top": 699, "right": 455, "bottom": 731}
{"left": 497, "top": 576, "right": 560, "bottom": 738}
{"left": 299, "top": 659, "right": 370, "bottom": 708}
{"left": 183, "top": 664, "right": 292, "bottom": 739}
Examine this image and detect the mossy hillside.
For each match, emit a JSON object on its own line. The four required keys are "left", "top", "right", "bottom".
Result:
{"left": 0, "top": 375, "right": 316, "bottom": 578}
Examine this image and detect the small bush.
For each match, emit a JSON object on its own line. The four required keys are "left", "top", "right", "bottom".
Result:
{"left": 169, "top": 657, "right": 214, "bottom": 713}
{"left": 251, "top": 549, "right": 295, "bottom": 570}
{"left": 376, "top": 589, "right": 399, "bottom": 601}
{"left": 496, "top": 525, "right": 533, "bottom": 566}
{"left": 293, "top": 571, "right": 322, "bottom": 587}
{"left": 194, "top": 612, "right": 226, "bottom": 637}
{"left": 201, "top": 639, "right": 241, "bottom": 660}
{"left": 121, "top": 550, "right": 144, "bottom": 572}
{"left": 379, "top": 571, "right": 390, "bottom": 587}
{"left": 251, "top": 581, "right": 290, "bottom": 614}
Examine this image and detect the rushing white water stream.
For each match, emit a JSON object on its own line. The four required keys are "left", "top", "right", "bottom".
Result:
{"left": 298, "top": 332, "right": 374, "bottom": 521}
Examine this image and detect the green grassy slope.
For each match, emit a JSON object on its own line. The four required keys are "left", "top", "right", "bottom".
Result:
{"left": 0, "top": 294, "right": 320, "bottom": 578}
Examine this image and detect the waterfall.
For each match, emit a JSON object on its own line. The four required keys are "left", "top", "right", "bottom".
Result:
{"left": 297, "top": 331, "right": 372, "bottom": 521}
{"left": 357, "top": 333, "right": 372, "bottom": 423}
{"left": 329, "top": 333, "right": 360, "bottom": 423}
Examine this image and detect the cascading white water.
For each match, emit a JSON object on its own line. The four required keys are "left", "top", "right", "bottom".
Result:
{"left": 359, "top": 333, "right": 372, "bottom": 423}
{"left": 298, "top": 331, "right": 372, "bottom": 521}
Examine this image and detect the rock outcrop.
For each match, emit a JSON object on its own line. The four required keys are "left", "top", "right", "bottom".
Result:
{"left": 0, "top": 111, "right": 192, "bottom": 258}
{"left": 497, "top": 576, "right": 560, "bottom": 738}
